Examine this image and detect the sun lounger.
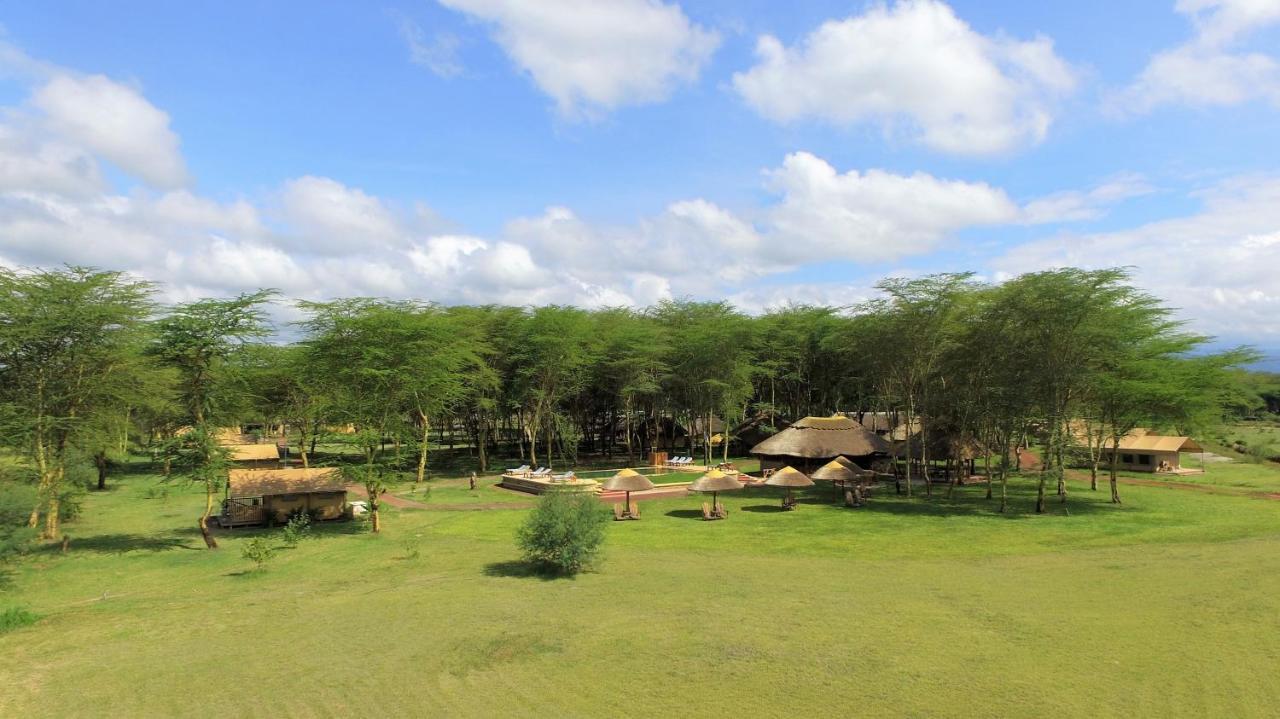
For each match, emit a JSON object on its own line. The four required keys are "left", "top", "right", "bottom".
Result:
{"left": 614, "top": 504, "right": 626, "bottom": 521}
{"left": 551, "top": 471, "right": 575, "bottom": 482}
{"left": 629, "top": 501, "right": 640, "bottom": 519}
{"left": 714, "top": 501, "right": 727, "bottom": 519}
{"left": 702, "top": 502, "right": 714, "bottom": 520}
{"left": 531, "top": 467, "right": 550, "bottom": 477}
{"left": 506, "top": 464, "right": 530, "bottom": 475}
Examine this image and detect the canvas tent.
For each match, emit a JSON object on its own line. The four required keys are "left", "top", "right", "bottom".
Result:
{"left": 750, "top": 415, "right": 890, "bottom": 472}
{"left": 1101, "top": 431, "right": 1204, "bottom": 473}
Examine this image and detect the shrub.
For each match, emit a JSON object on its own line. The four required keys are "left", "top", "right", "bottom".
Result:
{"left": 0, "top": 606, "right": 39, "bottom": 634}
{"left": 240, "top": 537, "right": 277, "bottom": 571}
{"left": 281, "top": 510, "right": 312, "bottom": 547}
{"left": 516, "top": 489, "right": 608, "bottom": 575}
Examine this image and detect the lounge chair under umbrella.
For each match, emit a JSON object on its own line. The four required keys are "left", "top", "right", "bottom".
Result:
{"left": 688, "top": 468, "right": 742, "bottom": 519}
{"left": 764, "top": 465, "right": 813, "bottom": 510}
{"left": 602, "top": 468, "right": 655, "bottom": 519}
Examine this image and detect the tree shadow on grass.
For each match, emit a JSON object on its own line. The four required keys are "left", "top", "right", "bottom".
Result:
{"left": 856, "top": 485, "right": 1129, "bottom": 520}
{"left": 51, "top": 532, "right": 200, "bottom": 554}
{"left": 664, "top": 509, "right": 706, "bottom": 520}
{"left": 483, "top": 560, "right": 578, "bottom": 581}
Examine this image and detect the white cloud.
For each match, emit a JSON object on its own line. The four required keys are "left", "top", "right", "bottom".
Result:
{"left": 1020, "top": 174, "right": 1154, "bottom": 224}
{"left": 732, "top": 0, "right": 1077, "bottom": 154}
{"left": 1116, "top": 0, "right": 1280, "bottom": 113}
{"left": 32, "top": 73, "right": 188, "bottom": 188}
{"left": 993, "top": 175, "right": 1280, "bottom": 336}
{"left": 395, "top": 14, "right": 464, "bottom": 78}
{"left": 764, "top": 151, "right": 1018, "bottom": 260}
{"left": 279, "top": 176, "right": 403, "bottom": 254}
{"left": 438, "top": 0, "right": 719, "bottom": 116}
{"left": 0, "top": 123, "right": 104, "bottom": 196}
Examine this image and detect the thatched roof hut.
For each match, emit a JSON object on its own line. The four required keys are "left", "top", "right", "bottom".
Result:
{"left": 750, "top": 415, "right": 890, "bottom": 472}
{"left": 226, "top": 443, "right": 281, "bottom": 468}
{"left": 893, "top": 429, "right": 986, "bottom": 461}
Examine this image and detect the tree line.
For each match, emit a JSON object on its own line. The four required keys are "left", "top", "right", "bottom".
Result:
{"left": 0, "top": 265, "right": 1259, "bottom": 544}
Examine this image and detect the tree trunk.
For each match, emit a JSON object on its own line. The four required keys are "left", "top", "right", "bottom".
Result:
{"left": 95, "top": 451, "right": 108, "bottom": 491}
{"left": 199, "top": 481, "right": 218, "bottom": 549}
{"left": 1109, "top": 435, "right": 1122, "bottom": 504}
{"left": 416, "top": 412, "right": 430, "bottom": 483}
{"left": 369, "top": 492, "right": 382, "bottom": 533}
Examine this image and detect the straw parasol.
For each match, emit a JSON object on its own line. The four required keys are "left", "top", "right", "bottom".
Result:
{"left": 688, "top": 468, "right": 743, "bottom": 512}
{"left": 833, "top": 455, "right": 859, "bottom": 471}
{"left": 810, "top": 459, "right": 856, "bottom": 483}
{"left": 603, "top": 468, "right": 655, "bottom": 512}
{"left": 764, "top": 465, "right": 813, "bottom": 508}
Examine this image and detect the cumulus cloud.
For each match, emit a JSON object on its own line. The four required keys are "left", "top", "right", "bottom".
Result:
{"left": 764, "top": 151, "right": 1019, "bottom": 260}
{"left": 279, "top": 176, "right": 404, "bottom": 254}
{"left": 1115, "top": 0, "right": 1280, "bottom": 113}
{"left": 32, "top": 74, "right": 188, "bottom": 188}
{"left": 438, "top": 0, "right": 719, "bottom": 116}
{"left": 732, "top": 0, "right": 1077, "bottom": 154}
{"left": 992, "top": 175, "right": 1280, "bottom": 336}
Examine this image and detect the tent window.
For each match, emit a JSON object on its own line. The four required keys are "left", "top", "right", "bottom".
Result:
{"left": 1121, "top": 453, "right": 1134, "bottom": 464}
{"left": 1137, "top": 454, "right": 1151, "bottom": 465}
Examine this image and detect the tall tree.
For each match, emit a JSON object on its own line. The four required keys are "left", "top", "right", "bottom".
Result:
{"left": 0, "top": 267, "right": 155, "bottom": 539}
{"left": 151, "top": 290, "right": 275, "bottom": 548}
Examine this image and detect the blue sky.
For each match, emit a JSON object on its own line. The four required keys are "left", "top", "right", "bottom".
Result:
{"left": 0, "top": 1, "right": 1278, "bottom": 359}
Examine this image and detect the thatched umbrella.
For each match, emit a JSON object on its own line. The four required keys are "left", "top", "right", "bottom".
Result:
{"left": 603, "top": 468, "right": 655, "bottom": 515}
{"left": 688, "top": 468, "right": 742, "bottom": 516}
{"left": 764, "top": 465, "right": 814, "bottom": 509}
{"left": 810, "top": 459, "right": 856, "bottom": 483}
{"left": 833, "top": 455, "right": 859, "bottom": 472}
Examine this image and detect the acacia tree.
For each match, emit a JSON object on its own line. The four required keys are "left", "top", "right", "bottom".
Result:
{"left": 0, "top": 267, "right": 156, "bottom": 540}
{"left": 151, "top": 290, "right": 275, "bottom": 548}
{"left": 653, "top": 300, "right": 756, "bottom": 467}
{"left": 511, "top": 306, "right": 595, "bottom": 468}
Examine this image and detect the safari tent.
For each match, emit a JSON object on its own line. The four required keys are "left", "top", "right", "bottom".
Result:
{"left": 750, "top": 415, "right": 891, "bottom": 473}
{"left": 1101, "top": 431, "right": 1204, "bottom": 473}
{"left": 221, "top": 467, "right": 348, "bottom": 527}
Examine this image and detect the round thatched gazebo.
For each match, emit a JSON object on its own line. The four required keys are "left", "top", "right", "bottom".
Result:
{"left": 750, "top": 415, "right": 890, "bottom": 473}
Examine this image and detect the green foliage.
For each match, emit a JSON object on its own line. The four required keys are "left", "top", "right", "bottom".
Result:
{"left": 240, "top": 537, "right": 277, "bottom": 571}
{"left": 281, "top": 510, "right": 312, "bottom": 547}
{"left": 0, "top": 482, "right": 38, "bottom": 562}
{"left": 0, "top": 606, "right": 39, "bottom": 633}
{"left": 515, "top": 490, "right": 608, "bottom": 575}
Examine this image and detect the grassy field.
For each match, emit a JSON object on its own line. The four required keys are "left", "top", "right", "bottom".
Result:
{"left": 3, "top": 459, "right": 1280, "bottom": 717}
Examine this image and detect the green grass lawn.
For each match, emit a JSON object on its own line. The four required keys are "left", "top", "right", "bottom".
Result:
{"left": 3, "top": 462, "right": 1280, "bottom": 717}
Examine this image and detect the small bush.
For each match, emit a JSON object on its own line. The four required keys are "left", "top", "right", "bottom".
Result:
{"left": 0, "top": 606, "right": 39, "bottom": 633}
{"left": 240, "top": 537, "right": 277, "bottom": 571}
{"left": 516, "top": 490, "right": 608, "bottom": 575}
{"left": 281, "top": 511, "right": 312, "bottom": 547}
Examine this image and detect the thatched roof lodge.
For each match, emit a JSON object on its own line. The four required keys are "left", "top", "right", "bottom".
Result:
{"left": 750, "top": 415, "right": 890, "bottom": 472}
{"left": 227, "top": 443, "right": 282, "bottom": 469}
{"left": 221, "top": 467, "right": 348, "bottom": 527}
